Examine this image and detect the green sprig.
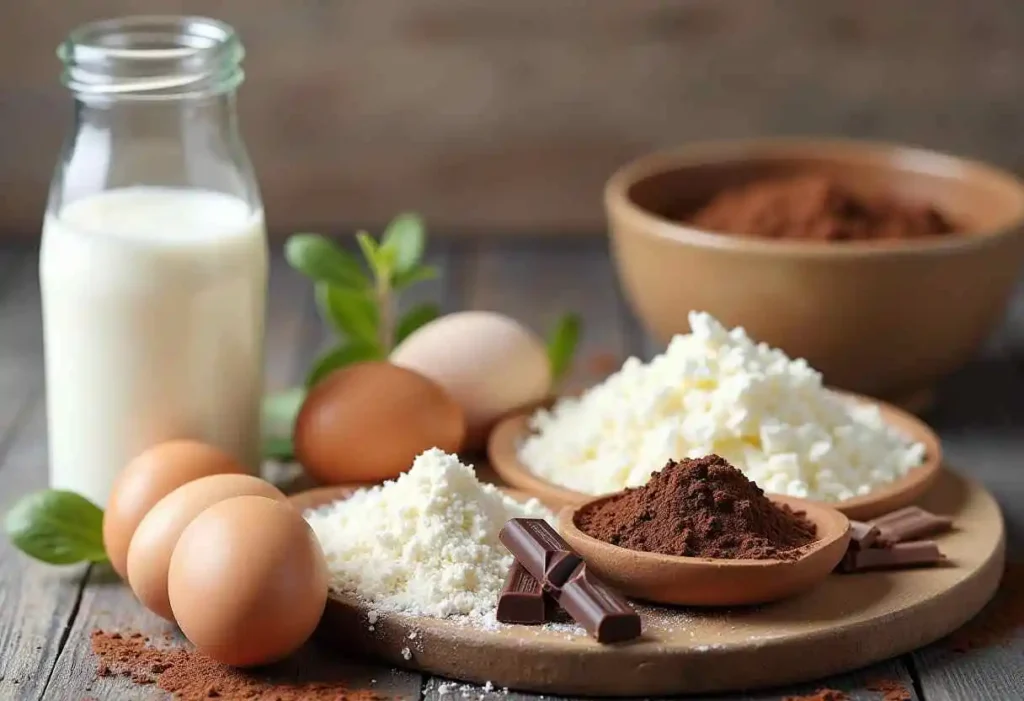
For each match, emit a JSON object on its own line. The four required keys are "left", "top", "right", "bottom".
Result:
{"left": 265, "top": 213, "right": 440, "bottom": 460}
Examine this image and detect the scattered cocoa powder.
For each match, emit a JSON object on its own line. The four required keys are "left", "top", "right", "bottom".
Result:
{"left": 867, "top": 677, "right": 913, "bottom": 701}
{"left": 91, "top": 630, "right": 383, "bottom": 700}
{"left": 948, "top": 562, "right": 1024, "bottom": 652}
{"left": 781, "top": 689, "right": 850, "bottom": 701}
{"left": 576, "top": 455, "right": 817, "bottom": 559}
{"left": 684, "top": 174, "right": 956, "bottom": 242}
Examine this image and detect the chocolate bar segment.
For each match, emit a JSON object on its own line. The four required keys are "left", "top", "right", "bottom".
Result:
{"left": 500, "top": 518, "right": 641, "bottom": 643}
{"left": 848, "top": 521, "right": 881, "bottom": 550}
{"left": 557, "top": 562, "right": 641, "bottom": 644}
{"left": 497, "top": 561, "right": 554, "bottom": 624}
{"left": 498, "top": 518, "right": 583, "bottom": 590}
{"left": 870, "top": 506, "right": 953, "bottom": 544}
{"left": 838, "top": 540, "right": 946, "bottom": 573}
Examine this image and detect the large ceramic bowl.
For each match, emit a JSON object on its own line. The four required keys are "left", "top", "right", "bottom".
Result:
{"left": 605, "top": 138, "right": 1024, "bottom": 408}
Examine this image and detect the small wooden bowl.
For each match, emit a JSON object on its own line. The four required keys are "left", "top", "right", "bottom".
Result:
{"left": 559, "top": 494, "right": 851, "bottom": 607}
{"left": 488, "top": 390, "right": 943, "bottom": 522}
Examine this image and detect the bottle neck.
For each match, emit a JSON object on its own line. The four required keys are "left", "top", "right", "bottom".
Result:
{"left": 59, "top": 16, "right": 244, "bottom": 102}
{"left": 51, "top": 17, "right": 258, "bottom": 216}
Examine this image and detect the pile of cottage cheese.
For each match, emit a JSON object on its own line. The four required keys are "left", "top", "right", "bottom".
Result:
{"left": 306, "top": 448, "right": 551, "bottom": 620}
{"left": 518, "top": 312, "right": 926, "bottom": 502}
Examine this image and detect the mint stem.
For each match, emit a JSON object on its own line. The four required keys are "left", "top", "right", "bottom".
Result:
{"left": 376, "top": 276, "right": 396, "bottom": 352}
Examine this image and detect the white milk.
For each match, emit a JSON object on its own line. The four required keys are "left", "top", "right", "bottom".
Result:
{"left": 40, "top": 187, "right": 268, "bottom": 507}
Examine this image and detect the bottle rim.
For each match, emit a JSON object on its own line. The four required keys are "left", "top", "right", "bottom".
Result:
{"left": 58, "top": 15, "right": 245, "bottom": 101}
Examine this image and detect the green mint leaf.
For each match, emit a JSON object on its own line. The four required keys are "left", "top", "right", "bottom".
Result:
{"left": 393, "top": 264, "right": 439, "bottom": 291}
{"left": 356, "top": 231, "right": 395, "bottom": 283}
{"left": 355, "top": 231, "right": 378, "bottom": 264}
{"left": 316, "top": 283, "right": 380, "bottom": 348}
{"left": 546, "top": 313, "right": 582, "bottom": 384}
{"left": 5, "top": 490, "right": 107, "bottom": 565}
{"left": 306, "top": 342, "right": 383, "bottom": 387}
{"left": 395, "top": 303, "right": 441, "bottom": 345}
{"left": 262, "top": 436, "right": 294, "bottom": 462}
{"left": 285, "top": 234, "right": 370, "bottom": 289}
{"left": 261, "top": 387, "right": 306, "bottom": 439}
{"left": 380, "top": 213, "right": 425, "bottom": 276}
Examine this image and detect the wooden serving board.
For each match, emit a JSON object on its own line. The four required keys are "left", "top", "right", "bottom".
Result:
{"left": 303, "top": 469, "right": 1004, "bottom": 697}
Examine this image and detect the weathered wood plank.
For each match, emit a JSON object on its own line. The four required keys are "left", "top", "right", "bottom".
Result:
{"left": 0, "top": 394, "right": 83, "bottom": 701}
{"left": 0, "top": 252, "right": 69, "bottom": 699}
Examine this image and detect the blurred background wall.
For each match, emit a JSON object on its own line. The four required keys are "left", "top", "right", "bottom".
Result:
{"left": 1, "top": 0, "right": 1023, "bottom": 238}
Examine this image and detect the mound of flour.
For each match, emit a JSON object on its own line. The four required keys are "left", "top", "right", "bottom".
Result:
{"left": 305, "top": 448, "right": 551, "bottom": 619}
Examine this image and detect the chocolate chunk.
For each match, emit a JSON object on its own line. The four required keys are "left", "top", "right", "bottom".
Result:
{"left": 556, "top": 563, "right": 642, "bottom": 644}
{"left": 848, "top": 521, "right": 882, "bottom": 550}
{"left": 498, "top": 518, "right": 582, "bottom": 590}
{"left": 499, "top": 518, "right": 641, "bottom": 643}
{"left": 496, "top": 562, "right": 554, "bottom": 625}
{"left": 870, "top": 506, "right": 953, "bottom": 544}
{"left": 837, "top": 540, "right": 946, "bottom": 573}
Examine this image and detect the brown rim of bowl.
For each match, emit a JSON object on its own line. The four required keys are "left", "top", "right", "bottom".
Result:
{"left": 487, "top": 389, "right": 944, "bottom": 522}
{"left": 560, "top": 494, "right": 851, "bottom": 567}
{"left": 605, "top": 136, "right": 1024, "bottom": 259}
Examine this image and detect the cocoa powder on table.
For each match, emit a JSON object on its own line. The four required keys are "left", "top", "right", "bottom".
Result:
{"left": 91, "top": 630, "right": 382, "bottom": 700}
{"left": 782, "top": 690, "right": 850, "bottom": 701}
{"left": 684, "top": 174, "right": 956, "bottom": 242}
{"left": 867, "top": 677, "right": 913, "bottom": 701}
{"left": 576, "top": 455, "right": 816, "bottom": 560}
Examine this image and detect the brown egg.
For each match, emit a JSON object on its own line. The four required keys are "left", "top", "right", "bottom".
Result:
{"left": 103, "top": 440, "right": 245, "bottom": 580}
{"left": 126, "top": 474, "right": 286, "bottom": 620}
{"left": 294, "top": 361, "right": 465, "bottom": 484}
{"left": 168, "top": 495, "right": 328, "bottom": 667}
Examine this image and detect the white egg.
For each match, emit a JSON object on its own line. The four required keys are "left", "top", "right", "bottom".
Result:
{"left": 390, "top": 311, "right": 551, "bottom": 449}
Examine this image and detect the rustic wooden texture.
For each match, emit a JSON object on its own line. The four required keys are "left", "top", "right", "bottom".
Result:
{"left": 3, "top": 1, "right": 1024, "bottom": 236}
{"left": 0, "top": 241, "right": 1022, "bottom": 699}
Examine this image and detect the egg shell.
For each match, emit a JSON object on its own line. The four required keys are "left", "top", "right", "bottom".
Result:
{"left": 103, "top": 440, "right": 246, "bottom": 581}
{"left": 294, "top": 361, "right": 465, "bottom": 484}
{"left": 390, "top": 311, "right": 552, "bottom": 449}
{"left": 168, "top": 495, "right": 328, "bottom": 667}
{"left": 126, "top": 474, "right": 286, "bottom": 620}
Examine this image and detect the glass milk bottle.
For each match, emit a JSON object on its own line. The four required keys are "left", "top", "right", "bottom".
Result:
{"left": 41, "top": 17, "right": 267, "bottom": 507}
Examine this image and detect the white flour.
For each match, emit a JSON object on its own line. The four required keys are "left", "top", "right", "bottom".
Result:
{"left": 305, "top": 448, "right": 551, "bottom": 619}
{"left": 519, "top": 311, "right": 926, "bottom": 502}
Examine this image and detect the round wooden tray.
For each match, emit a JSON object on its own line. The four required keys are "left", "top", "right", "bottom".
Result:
{"left": 295, "top": 469, "right": 1004, "bottom": 697}
{"left": 487, "top": 391, "right": 944, "bottom": 521}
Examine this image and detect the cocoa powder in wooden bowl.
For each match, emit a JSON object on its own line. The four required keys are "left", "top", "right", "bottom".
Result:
{"left": 559, "top": 456, "right": 851, "bottom": 607}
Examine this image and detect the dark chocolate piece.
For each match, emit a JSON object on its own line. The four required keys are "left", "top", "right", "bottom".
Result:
{"left": 848, "top": 521, "right": 881, "bottom": 550}
{"left": 498, "top": 518, "right": 582, "bottom": 591}
{"left": 556, "top": 562, "right": 642, "bottom": 644}
{"left": 496, "top": 561, "right": 554, "bottom": 624}
{"left": 500, "top": 518, "right": 641, "bottom": 643}
{"left": 870, "top": 506, "right": 953, "bottom": 544}
{"left": 837, "top": 540, "right": 945, "bottom": 573}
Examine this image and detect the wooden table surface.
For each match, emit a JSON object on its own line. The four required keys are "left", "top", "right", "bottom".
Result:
{"left": 1, "top": 239, "right": 1023, "bottom": 700}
